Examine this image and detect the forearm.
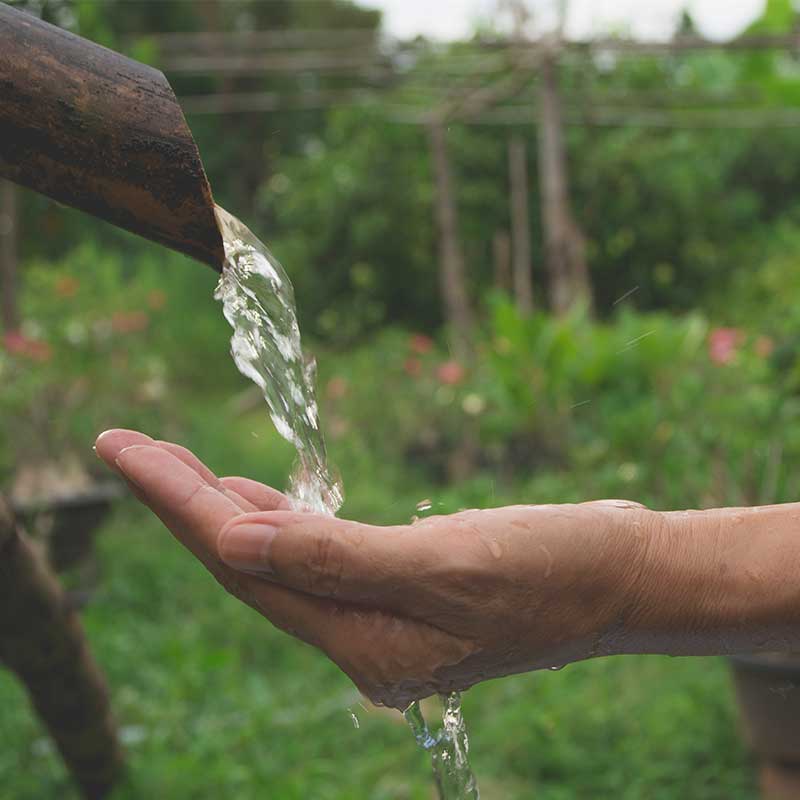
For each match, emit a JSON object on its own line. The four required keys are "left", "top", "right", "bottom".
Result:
{"left": 621, "top": 504, "right": 800, "bottom": 657}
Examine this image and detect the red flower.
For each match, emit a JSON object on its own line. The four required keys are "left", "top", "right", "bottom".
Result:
{"left": 404, "top": 357, "right": 422, "bottom": 378}
{"left": 111, "top": 310, "right": 150, "bottom": 334}
{"left": 3, "top": 330, "right": 52, "bottom": 362}
{"left": 409, "top": 334, "right": 434, "bottom": 355}
{"left": 436, "top": 360, "right": 465, "bottom": 385}
{"left": 708, "top": 328, "right": 742, "bottom": 366}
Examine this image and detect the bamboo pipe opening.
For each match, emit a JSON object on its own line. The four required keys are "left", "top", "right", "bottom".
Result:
{"left": 0, "top": 4, "right": 224, "bottom": 270}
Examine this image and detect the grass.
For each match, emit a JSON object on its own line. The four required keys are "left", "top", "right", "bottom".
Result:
{"left": 0, "top": 480, "right": 758, "bottom": 799}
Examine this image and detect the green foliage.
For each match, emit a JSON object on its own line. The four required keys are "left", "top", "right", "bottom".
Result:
{"left": 317, "top": 300, "right": 800, "bottom": 511}
{"left": 0, "top": 240, "right": 230, "bottom": 480}
{"left": 257, "top": 43, "right": 800, "bottom": 330}
{"left": 265, "top": 109, "right": 439, "bottom": 340}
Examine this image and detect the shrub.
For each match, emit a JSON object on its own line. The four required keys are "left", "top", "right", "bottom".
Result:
{"left": 318, "top": 298, "right": 799, "bottom": 511}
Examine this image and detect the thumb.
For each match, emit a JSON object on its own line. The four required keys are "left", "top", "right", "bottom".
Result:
{"left": 217, "top": 510, "right": 438, "bottom": 616}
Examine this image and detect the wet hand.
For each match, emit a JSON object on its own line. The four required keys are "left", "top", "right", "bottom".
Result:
{"left": 96, "top": 430, "right": 659, "bottom": 709}
{"left": 217, "top": 498, "right": 661, "bottom": 705}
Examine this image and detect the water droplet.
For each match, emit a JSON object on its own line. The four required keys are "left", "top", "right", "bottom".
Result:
{"left": 539, "top": 544, "right": 554, "bottom": 578}
{"left": 549, "top": 665, "right": 565, "bottom": 672}
{"left": 416, "top": 499, "right": 433, "bottom": 512}
{"left": 349, "top": 709, "right": 360, "bottom": 729}
{"left": 487, "top": 539, "right": 503, "bottom": 559}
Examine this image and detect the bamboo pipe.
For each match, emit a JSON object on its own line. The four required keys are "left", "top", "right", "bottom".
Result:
{"left": 0, "top": 4, "right": 224, "bottom": 270}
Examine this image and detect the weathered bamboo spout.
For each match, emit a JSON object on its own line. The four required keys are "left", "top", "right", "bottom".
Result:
{"left": 0, "top": 4, "right": 224, "bottom": 270}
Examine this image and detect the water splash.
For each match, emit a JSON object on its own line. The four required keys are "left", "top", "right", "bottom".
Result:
{"left": 404, "top": 695, "right": 479, "bottom": 799}
{"left": 214, "top": 206, "right": 477, "bottom": 798}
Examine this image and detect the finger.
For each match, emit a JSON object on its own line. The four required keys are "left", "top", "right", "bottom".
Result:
{"left": 320, "top": 608, "right": 475, "bottom": 708}
{"left": 96, "top": 428, "right": 155, "bottom": 467}
{"left": 241, "top": 575, "right": 339, "bottom": 649}
{"left": 97, "top": 435, "right": 355, "bottom": 657}
{"left": 217, "top": 511, "right": 438, "bottom": 617}
{"left": 97, "top": 429, "right": 260, "bottom": 511}
{"left": 155, "top": 440, "right": 221, "bottom": 488}
{"left": 97, "top": 429, "right": 220, "bottom": 488}
{"left": 115, "top": 445, "right": 241, "bottom": 561}
{"left": 150, "top": 442, "right": 262, "bottom": 512}
{"left": 220, "top": 477, "right": 291, "bottom": 512}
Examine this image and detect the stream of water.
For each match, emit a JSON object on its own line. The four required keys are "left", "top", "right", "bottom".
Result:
{"left": 213, "top": 205, "right": 479, "bottom": 798}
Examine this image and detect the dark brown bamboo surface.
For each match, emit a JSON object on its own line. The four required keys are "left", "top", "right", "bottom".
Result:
{"left": 0, "top": 3, "right": 223, "bottom": 270}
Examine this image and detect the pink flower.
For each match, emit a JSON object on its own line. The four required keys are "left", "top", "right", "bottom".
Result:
{"left": 3, "top": 331, "right": 26, "bottom": 353}
{"left": 708, "top": 328, "right": 742, "bottom": 366}
{"left": 436, "top": 360, "right": 465, "bottom": 385}
{"left": 3, "top": 330, "right": 52, "bottom": 362}
{"left": 111, "top": 310, "right": 150, "bottom": 334}
{"left": 409, "top": 334, "right": 434, "bottom": 355}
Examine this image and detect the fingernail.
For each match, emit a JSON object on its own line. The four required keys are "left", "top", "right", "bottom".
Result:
{"left": 219, "top": 523, "right": 277, "bottom": 573}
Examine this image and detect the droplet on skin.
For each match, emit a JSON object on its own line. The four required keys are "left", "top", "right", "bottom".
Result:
{"left": 539, "top": 544, "right": 554, "bottom": 578}
{"left": 487, "top": 539, "right": 503, "bottom": 559}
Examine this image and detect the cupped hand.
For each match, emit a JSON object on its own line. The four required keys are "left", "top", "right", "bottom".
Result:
{"left": 96, "top": 430, "right": 660, "bottom": 709}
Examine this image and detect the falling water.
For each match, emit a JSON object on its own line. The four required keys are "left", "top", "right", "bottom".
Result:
{"left": 213, "top": 205, "right": 342, "bottom": 515}
{"left": 405, "top": 694, "right": 479, "bottom": 799}
{"left": 213, "top": 205, "right": 478, "bottom": 798}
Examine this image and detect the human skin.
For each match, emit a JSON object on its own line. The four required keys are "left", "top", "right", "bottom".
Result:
{"left": 96, "top": 428, "right": 800, "bottom": 710}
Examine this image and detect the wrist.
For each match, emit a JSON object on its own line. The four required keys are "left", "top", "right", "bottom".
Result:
{"left": 622, "top": 505, "right": 800, "bottom": 657}
{"left": 583, "top": 503, "right": 676, "bottom": 659}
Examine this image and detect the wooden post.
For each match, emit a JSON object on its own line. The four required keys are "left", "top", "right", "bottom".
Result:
{"left": 428, "top": 121, "right": 475, "bottom": 360}
{"left": 493, "top": 229, "right": 512, "bottom": 293}
{"left": 0, "top": 180, "right": 17, "bottom": 332}
{"left": 508, "top": 136, "right": 534, "bottom": 316}
{"left": 0, "top": 498, "right": 124, "bottom": 799}
{"left": 536, "top": 51, "right": 593, "bottom": 314}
